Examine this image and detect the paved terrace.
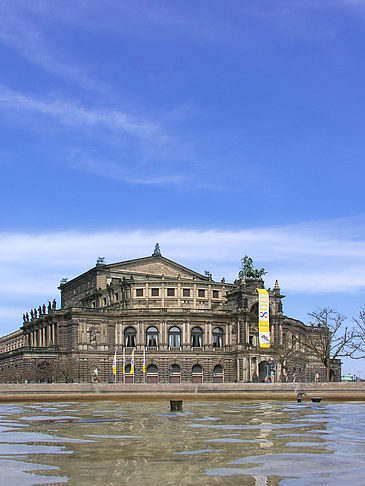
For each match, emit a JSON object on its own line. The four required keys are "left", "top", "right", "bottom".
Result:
{"left": 0, "top": 382, "right": 364, "bottom": 402}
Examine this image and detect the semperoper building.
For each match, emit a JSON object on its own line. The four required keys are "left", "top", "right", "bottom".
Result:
{"left": 0, "top": 245, "right": 341, "bottom": 383}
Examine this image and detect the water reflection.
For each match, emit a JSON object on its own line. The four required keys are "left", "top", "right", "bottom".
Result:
{"left": 0, "top": 400, "right": 364, "bottom": 485}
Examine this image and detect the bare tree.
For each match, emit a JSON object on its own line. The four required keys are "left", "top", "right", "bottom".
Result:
{"left": 272, "top": 332, "right": 308, "bottom": 382}
{"left": 351, "top": 309, "right": 365, "bottom": 358}
{"left": 53, "top": 357, "right": 81, "bottom": 383}
{"left": 304, "top": 308, "right": 356, "bottom": 381}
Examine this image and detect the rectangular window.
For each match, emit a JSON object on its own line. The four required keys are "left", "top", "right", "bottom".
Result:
{"left": 136, "top": 288, "right": 143, "bottom": 297}
{"left": 115, "top": 293, "right": 119, "bottom": 301}
{"left": 198, "top": 289, "right": 205, "bottom": 297}
{"left": 212, "top": 290, "right": 219, "bottom": 299}
{"left": 183, "top": 288, "right": 191, "bottom": 297}
{"left": 126, "top": 334, "right": 136, "bottom": 347}
{"left": 169, "top": 334, "right": 181, "bottom": 347}
{"left": 103, "top": 297, "right": 107, "bottom": 305}
{"left": 151, "top": 288, "right": 159, "bottom": 297}
{"left": 167, "top": 288, "right": 175, "bottom": 297}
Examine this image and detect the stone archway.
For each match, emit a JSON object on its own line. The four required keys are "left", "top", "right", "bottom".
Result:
{"left": 258, "top": 361, "right": 270, "bottom": 382}
{"left": 213, "top": 364, "right": 224, "bottom": 383}
{"left": 146, "top": 364, "right": 159, "bottom": 383}
{"left": 192, "top": 364, "right": 203, "bottom": 383}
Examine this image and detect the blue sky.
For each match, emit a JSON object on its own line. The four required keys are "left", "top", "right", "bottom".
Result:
{"left": 1, "top": 0, "right": 365, "bottom": 375}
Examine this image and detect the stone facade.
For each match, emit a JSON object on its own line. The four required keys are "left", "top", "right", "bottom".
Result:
{"left": 0, "top": 251, "right": 341, "bottom": 383}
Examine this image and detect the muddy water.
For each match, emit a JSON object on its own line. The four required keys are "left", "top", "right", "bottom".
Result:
{"left": 0, "top": 400, "right": 365, "bottom": 485}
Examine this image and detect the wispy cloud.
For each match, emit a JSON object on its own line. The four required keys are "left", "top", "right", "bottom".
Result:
{"left": 71, "top": 157, "right": 186, "bottom": 186}
{"left": 0, "top": 86, "right": 198, "bottom": 187}
{"left": 0, "top": 87, "right": 164, "bottom": 140}
{"left": 1, "top": 216, "right": 365, "bottom": 292}
{"left": 1, "top": 217, "right": 365, "bottom": 333}
{"left": 0, "top": 1, "right": 108, "bottom": 94}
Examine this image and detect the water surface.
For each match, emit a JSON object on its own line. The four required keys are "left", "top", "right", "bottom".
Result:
{"left": 0, "top": 400, "right": 364, "bottom": 485}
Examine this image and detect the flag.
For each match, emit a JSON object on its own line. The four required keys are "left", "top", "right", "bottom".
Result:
{"left": 122, "top": 347, "right": 125, "bottom": 375}
{"left": 130, "top": 349, "right": 135, "bottom": 374}
{"left": 143, "top": 347, "right": 146, "bottom": 374}
{"left": 112, "top": 350, "right": 117, "bottom": 375}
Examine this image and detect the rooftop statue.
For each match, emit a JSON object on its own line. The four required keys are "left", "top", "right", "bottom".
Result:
{"left": 153, "top": 243, "right": 162, "bottom": 256}
{"left": 238, "top": 255, "right": 267, "bottom": 279}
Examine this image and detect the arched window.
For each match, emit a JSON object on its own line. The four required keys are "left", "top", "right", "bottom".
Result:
{"left": 212, "top": 327, "right": 224, "bottom": 348}
{"left": 192, "top": 364, "right": 202, "bottom": 375}
{"left": 191, "top": 327, "right": 203, "bottom": 348}
{"left": 169, "top": 364, "right": 180, "bottom": 374}
{"left": 124, "top": 327, "right": 136, "bottom": 347}
{"left": 169, "top": 326, "right": 181, "bottom": 347}
{"left": 146, "top": 326, "right": 158, "bottom": 347}
{"left": 213, "top": 364, "right": 223, "bottom": 374}
{"left": 147, "top": 364, "right": 158, "bottom": 373}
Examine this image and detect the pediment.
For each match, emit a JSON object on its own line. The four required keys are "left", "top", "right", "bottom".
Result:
{"left": 108, "top": 256, "right": 207, "bottom": 281}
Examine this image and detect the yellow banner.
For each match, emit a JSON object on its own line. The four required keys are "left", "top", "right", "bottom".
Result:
{"left": 257, "top": 288, "right": 270, "bottom": 348}
{"left": 112, "top": 352, "right": 117, "bottom": 375}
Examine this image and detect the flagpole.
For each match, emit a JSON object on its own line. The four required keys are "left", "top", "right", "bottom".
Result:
{"left": 122, "top": 347, "right": 125, "bottom": 384}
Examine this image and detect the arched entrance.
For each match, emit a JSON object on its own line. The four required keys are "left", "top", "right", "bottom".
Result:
{"left": 146, "top": 364, "right": 159, "bottom": 383}
{"left": 213, "top": 364, "right": 224, "bottom": 383}
{"left": 192, "top": 364, "right": 203, "bottom": 383}
{"left": 259, "top": 361, "right": 270, "bottom": 382}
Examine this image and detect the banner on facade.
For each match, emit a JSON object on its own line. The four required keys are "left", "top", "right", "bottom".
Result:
{"left": 257, "top": 288, "right": 270, "bottom": 348}
{"left": 112, "top": 351, "right": 117, "bottom": 375}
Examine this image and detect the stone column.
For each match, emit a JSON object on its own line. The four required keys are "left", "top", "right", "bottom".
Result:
{"left": 137, "top": 321, "right": 141, "bottom": 346}
{"left": 161, "top": 320, "right": 166, "bottom": 347}
{"left": 177, "top": 281, "right": 181, "bottom": 308}
{"left": 247, "top": 357, "right": 251, "bottom": 382}
{"left": 208, "top": 322, "right": 212, "bottom": 345}
{"left": 161, "top": 281, "right": 165, "bottom": 308}
{"left": 193, "top": 283, "right": 197, "bottom": 309}
{"left": 182, "top": 321, "right": 186, "bottom": 346}
{"left": 145, "top": 282, "right": 149, "bottom": 308}
{"left": 53, "top": 324, "right": 57, "bottom": 345}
